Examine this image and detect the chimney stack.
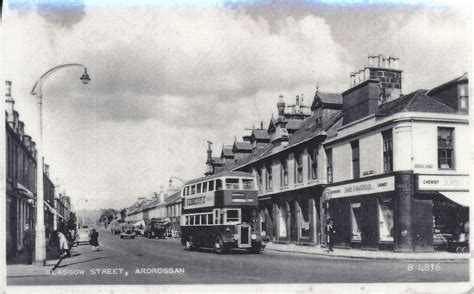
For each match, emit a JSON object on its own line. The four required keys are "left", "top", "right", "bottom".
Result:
{"left": 5, "top": 81, "right": 15, "bottom": 125}
{"left": 44, "top": 164, "right": 50, "bottom": 177}
{"left": 277, "top": 95, "right": 285, "bottom": 117}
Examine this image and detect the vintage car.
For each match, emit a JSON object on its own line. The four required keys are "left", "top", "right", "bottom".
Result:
{"left": 76, "top": 228, "right": 90, "bottom": 245}
{"left": 120, "top": 225, "right": 136, "bottom": 239}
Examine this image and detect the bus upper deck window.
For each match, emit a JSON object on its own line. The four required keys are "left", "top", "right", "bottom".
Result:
{"left": 208, "top": 181, "right": 214, "bottom": 191}
{"left": 216, "top": 179, "right": 222, "bottom": 190}
{"left": 191, "top": 185, "right": 196, "bottom": 194}
{"left": 197, "top": 183, "right": 202, "bottom": 193}
{"left": 226, "top": 178, "right": 239, "bottom": 190}
{"left": 242, "top": 179, "right": 255, "bottom": 190}
{"left": 203, "top": 182, "right": 207, "bottom": 193}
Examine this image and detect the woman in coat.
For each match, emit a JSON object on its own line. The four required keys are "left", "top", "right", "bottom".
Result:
{"left": 90, "top": 229, "right": 99, "bottom": 251}
{"left": 57, "top": 231, "right": 71, "bottom": 257}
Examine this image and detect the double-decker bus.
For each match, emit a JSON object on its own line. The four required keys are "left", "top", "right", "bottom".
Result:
{"left": 180, "top": 171, "right": 265, "bottom": 254}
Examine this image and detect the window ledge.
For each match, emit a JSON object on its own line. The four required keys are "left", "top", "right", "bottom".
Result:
{"left": 280, "top": 186, "right": 289, "bottom": 191}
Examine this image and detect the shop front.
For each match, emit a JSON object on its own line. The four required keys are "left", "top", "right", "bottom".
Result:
{"left": 416, "top": 174, "right": 470, "bottom": 252}
{"left": 258, "top": 186, "right": 323, "bottom": 245}
{"left": 325, "top": 172, "right": 470, "bottom": 252}
{"left": 325, "top": 174, "right": 398, "bottom": 251}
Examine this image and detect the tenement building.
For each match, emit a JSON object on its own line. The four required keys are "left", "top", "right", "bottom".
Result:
{"left": 5, "top": 80, "right": 67, "bottom": 260}
{"left": 323, "top": 56, "right": 470, "bottom": 252}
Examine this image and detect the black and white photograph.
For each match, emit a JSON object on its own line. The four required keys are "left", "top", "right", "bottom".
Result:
{"left": 1, "top": 0, "right": 472, "bottom": 292}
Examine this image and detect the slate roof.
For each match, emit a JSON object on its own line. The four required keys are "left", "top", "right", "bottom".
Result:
{"left": 378, "top": 89, "right": 457, "bottom": 115}
{"left": 165, "top": 191, "right": 181, "bottom": 204}
{"left": 233, "top": 141, "right": 253, "bottom": 151}
{"left": 221, "top": 146, "right": 234, "bottom": 157}
{"left": 426, "top": 73, "right": 468, "bottom": 96}
{"left": 211, "top": 157, "right": 223, "bottom": 165}
{"left": 252, "top": 129, "right": 270, "bottom": 140}
{"left": 311, "top": 92, "right": 343, "bottom": 110}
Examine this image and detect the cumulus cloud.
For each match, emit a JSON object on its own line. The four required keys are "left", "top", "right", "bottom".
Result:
{"left": 3, "top": 4, "right": 469, "bottom": 209}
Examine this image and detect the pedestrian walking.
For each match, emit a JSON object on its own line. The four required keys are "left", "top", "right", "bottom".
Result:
{"left": 23, "top": 224, "right": 34, "bottom": 264}
{"left": 57, "top": 231, "right": 71, "bottom": 258}
{"left": 326, "top": 220, "right": 336, "bottom": 252}
{"left": 90, "top": 228, "right": 100, "bottom": 251}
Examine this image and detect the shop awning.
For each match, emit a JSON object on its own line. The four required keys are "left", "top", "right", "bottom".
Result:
{"left": 439, "top": 192, "right": 471, "bottom": 207}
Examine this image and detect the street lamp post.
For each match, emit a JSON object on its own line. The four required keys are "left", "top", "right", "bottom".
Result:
{"left": 31, "top": 64, "right": 90, "bottom": 264}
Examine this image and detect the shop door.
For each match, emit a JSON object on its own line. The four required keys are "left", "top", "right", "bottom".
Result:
{"left": 361, "top": 198, "right": 378, "bottom": 249}
{"left": 412, "top": 199, "right": 434, "bottom": 252}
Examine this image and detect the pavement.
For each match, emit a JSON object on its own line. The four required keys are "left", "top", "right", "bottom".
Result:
{"left": 6, "top": 230, "right": 470, "bottom": 285}
{"left": 264, "top": 242, "right": 471, "bottom": 260}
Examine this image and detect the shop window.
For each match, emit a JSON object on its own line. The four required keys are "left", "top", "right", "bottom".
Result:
{"left": 294, "top": 152, "right": 303, "bottom": 183}
{"left": 308, "top": 147, "right": 318, "bottom": 180}
{"left": 326, "top": 149, "right": 333, "bottom": 183}
{"left": 280, "top": 158, "right": 288, "bottom": 187}
{"left": 299, "top": 200, "right": 310, "bottom": 238}
{"left": 351, "top": 141, "right": 360, "bottom": 179}
{"left": 382, "top": 130, "right": 393, "bottom": 172}
{"left": 438, "top": 127, "right": 454, "bottom": 169}
{"left": 378, "top": 198, "right": 394, "bottom": 242}
{"left": 266, "top": 166, "right": 273, "bottom": 191}
{"left": 259, "top": 209, "right": 267, "bottom": 237}
{"left": 350, "top": 202, "right": 362, "bottom": 241}
{"left": 278, "top": 204, "right": 287, "bottom": 238}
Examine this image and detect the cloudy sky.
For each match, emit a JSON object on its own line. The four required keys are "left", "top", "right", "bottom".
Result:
{"left": 2, "top": 0, "right": 471, "bottom": 210}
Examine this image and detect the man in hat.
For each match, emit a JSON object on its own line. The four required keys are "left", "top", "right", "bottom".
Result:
{"left": 23, "top": 224, "right": 34, "bottom": 264}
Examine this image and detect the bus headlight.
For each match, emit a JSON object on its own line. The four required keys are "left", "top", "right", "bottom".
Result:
{"left": 251, "top": 234, "right": 257, "bottom": 240}
{"left": 233, "top": 234, "right": 239, "bottom": 240}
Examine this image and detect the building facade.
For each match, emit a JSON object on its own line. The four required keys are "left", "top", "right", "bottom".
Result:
{"left": 5, "top": 80, "right": 71, "bottom": 261}
{"left": 323, "top": 56, "right": 470, "bottom": 252}
{"left": 199, "top": 55, "right": 470, "bottom": 253}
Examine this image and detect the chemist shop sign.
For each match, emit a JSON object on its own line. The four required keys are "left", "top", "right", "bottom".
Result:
{"left": 418, "top": 175, "right": 470, "bottom": 191}
{"left": 326, "top": 176, "right": 395, "bottom": 199}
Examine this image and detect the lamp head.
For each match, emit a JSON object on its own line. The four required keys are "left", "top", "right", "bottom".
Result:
{"left": 80, "top": 68, "right": 91, "bottom": 85}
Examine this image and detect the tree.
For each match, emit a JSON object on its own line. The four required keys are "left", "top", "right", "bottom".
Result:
{"left": 120, "top": 208, "right": 127, "bottom": 220}
{"left": 98, "top": 208, "right": 118, "bottom": 224}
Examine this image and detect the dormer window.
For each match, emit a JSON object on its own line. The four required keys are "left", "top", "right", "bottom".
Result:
{"left": 459, "top": 83, "right": 468, "bottom": 110}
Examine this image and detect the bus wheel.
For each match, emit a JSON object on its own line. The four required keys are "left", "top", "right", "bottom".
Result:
{"left": 214, "top": 235, "right": 228, "bottom": 254}
{"left": 185, "top": 239, "right": 195, "bottom": 251}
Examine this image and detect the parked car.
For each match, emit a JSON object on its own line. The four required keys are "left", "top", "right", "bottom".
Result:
{"left": 120, "top": 225, "right": 136, "bottom": 239}
{"left": 76, "top": 228, "right": 90, "bottom": 245}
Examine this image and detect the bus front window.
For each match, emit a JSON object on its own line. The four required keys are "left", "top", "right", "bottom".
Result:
{"left": 242, "top": 178, "right": 255, "bottom": 190}
{"left": 225, "top": 178, "right": 239, "bottom": 190}
{"left": 242, "top": 209, "right": 259, "bottom": 232}
{"left": 226, "top": 209, "right": 240, "bottom": 223}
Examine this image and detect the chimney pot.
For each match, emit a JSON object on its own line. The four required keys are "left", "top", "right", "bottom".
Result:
{"left": 5, "top": 80, "right": 12, "bottom": 97}
{"left": 350, "top": 72, "right": 356, "bottom": 86}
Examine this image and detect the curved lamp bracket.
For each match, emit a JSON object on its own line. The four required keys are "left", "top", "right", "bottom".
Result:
{"left": 31, "top": 63, "right": 89, "bottom": 98}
